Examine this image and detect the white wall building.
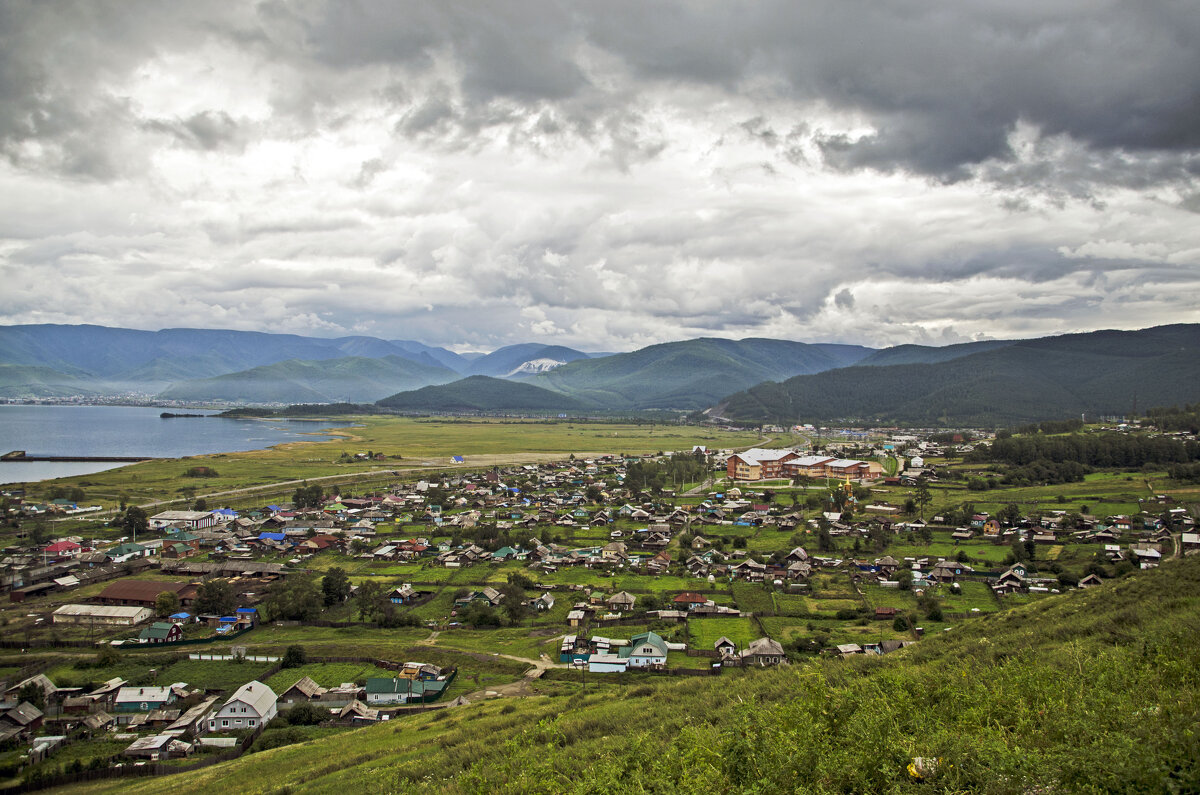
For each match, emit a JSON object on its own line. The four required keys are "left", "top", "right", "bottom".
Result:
{"left": 205, "top": 681, "right": 277, "bottom": 733}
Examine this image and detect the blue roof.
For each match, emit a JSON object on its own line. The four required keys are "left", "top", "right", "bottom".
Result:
{"left": 266, "top": 505, "right": 281, "bottom": 511}
{"left": 452, "top": 456, "right": 465, "bottom": 463}
{"left": 259, "top": 532, "right": 286, "bottom": 541}
{"left": 170, "top": 612, "right": 191, "bottom": 619}
{"left": 219, "top": 616, "right": 236, "bottom": 623}
{"left": 236, "top": 607, "right": 257, "bottom": 613}
{"left": 213, "top": 508, "right": 238, "bottom": 517}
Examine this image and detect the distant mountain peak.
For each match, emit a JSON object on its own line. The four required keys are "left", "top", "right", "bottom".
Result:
{"left": 507, "top": 358, "right": 568, "bottom": 376}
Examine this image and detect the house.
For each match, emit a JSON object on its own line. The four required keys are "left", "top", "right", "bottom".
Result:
{"left": 123, "top": 734, "right": 193, "bottom": 760}
{"left": 277, "top": 676, "right": 326, "bottom": 707}
{"left": 138, "top": 622, "right": 183, "bottom": 643}
{"left": 43, "top": 540, "right": 82, "bottom": 560}
{"left": 364, "top": 677, "right": 447, "bottom": 705}
{"left": 1078, "top": 573, "right": 1104, "bottom": 588}
{"left": 623, "top": 631, "right": 668, "bottom": 668}
{"left": 672, "top": 592, "right": 708, "bottom": 610}
{"left": 388, "top": 584, "right": 418, "bottom": 604}
{"left": 206, "top": 681, "right": 277, "bottom": 732}
{"left": 605, "top": 591, "right": 637, "bottom": 611}
{"left": 530, "top": 592, "right": 555, "bottom": 611}
{"left": 741, "top": 637, "right": 787, "bottom": 666}
{"left": 338, "top": 700, "right": 379, "bottom": 723}
{"left": 713, "top": 636, "right": 737, "bottom": 657}
{"left": 114, "top": 686, "right": 178, "bottom": 713}
{"left": 0, "top": 702, "right": 44, "bottom": 743}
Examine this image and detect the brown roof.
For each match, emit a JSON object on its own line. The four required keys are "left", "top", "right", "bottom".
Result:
{"left": 96, "top": 580, "right": 196, "bottom": 604}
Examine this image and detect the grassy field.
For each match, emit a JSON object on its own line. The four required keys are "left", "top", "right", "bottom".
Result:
{"left": 265, "top": 661, "right": 396, "bottom": 692}
{"left": 18, "top": 418, "right": 761, "bottom": 508}
{"left": 688, "top": 617, "right": 760, "bottom": 649}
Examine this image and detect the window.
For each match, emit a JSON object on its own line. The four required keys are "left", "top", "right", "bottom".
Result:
{"left": 221, "top": 719, "right": 229, "bottom": 727}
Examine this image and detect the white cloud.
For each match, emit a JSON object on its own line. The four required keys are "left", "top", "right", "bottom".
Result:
{"left": 0, "top": 2, "right": 1197, "bottom": 352}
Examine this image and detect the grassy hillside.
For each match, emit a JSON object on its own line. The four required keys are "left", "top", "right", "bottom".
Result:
{"left": 65, "top": 556, "right": 1200, "bottom": 794}
{"left": 158, "top": 356, "right": 459, "bottom": 404}
{"left": 719, "top": 324, "right": 1200, "bottom": 425}
{"left": 377, "top": 375, "right": 592, "bottom": 412}
{"left": 533, "top": 338, "right": 874, "bottom": 410}
{"left": 0, "top": 363, "right": 98, "bottom": 398}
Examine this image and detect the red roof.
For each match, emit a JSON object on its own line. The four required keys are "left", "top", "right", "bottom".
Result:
{"left": 673, "top": 592, "right": 707, "bottom": 604}
{"left": 44, "top": 541, "right": 80, "bottom": 552}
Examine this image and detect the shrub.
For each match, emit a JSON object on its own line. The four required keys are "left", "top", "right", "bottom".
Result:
{"left": 282, "top": 645, "right": 307, "bottom": 668}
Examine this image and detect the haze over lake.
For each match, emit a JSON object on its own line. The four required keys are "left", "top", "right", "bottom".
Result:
{"left": 0, "top": 405, "right": 341, "bottom": 485}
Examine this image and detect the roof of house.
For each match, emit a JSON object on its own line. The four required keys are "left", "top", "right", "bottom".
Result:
{"left": 97, "top": 580, "right": 194, "bottom": 603}
{"left": 744, "top": 637, "right": 785, "bottom": 657}
{"left": 115, "top": 686, "right": 174, "bottom": 705}
{"left": 624, "top": 631, "right": 668, "bottom": 658}
{"left": 223, "top": 681, "right": 277, "bottom": 716}
{"left": 282, "top": 676, "right": 325, "bottom": 699}
{"left": 139, "top": 622, "right": 179, "bottom": 640}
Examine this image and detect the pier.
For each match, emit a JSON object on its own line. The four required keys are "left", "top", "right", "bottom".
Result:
{"left": 1, "top": 450, "right": 159, "bottom": 463}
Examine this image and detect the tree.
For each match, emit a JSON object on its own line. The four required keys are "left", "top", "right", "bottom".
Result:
{"left": 897, "top": 570, "right": 913, "bottom": 591}
{"left": 192, "top": 498, "right": 208, "bottom": 511}
{"left": 122, "top": 506, "right": 148, "bottom": 539}
{"left": 321, "top": 567, "right": 351, "bottom": 606}
{"left": 194, "top": 579, "right": 236, "bottom": 616}
{"left": 498, "top": 583, "right": 528, "bottom": 623}
{"left": 913, "top": 478, "right": 933, "bottom": 519}
{"left": 506, "top": 571, "right": 535, "bottom": 590}
{"left": 155, "top": 590, "right": 181, "bottom": 617}
{"left": 282, "top": 645, "right": 307, "bottom": 668}
{"left": 28, "top": 523, "right": 49, "bottom": 546}
{"left": 263, "top": 574, "right": 322, "bottom": 622}
{"left": 18, "top": 682, "right": 44, "bottom": 710}
{"left": 293, "top": 483, "right": 324, "bottom": 509}
{"left": 355, "top": 580, "right": 385, "bottom": 621}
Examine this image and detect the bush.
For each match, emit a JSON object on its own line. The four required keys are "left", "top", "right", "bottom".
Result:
{"left": 283, "top": 702, "right": 326, "bottom": 726}
{"left": 282, "top": 645, "right": 307, "bottom": 668}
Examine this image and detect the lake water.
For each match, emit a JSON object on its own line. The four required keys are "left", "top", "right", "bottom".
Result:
{"left": 0, "top": 405, "right": 343, "bottom": 485}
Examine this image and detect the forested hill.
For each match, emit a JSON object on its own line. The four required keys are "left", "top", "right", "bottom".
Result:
{"left": 530, "top": 337, "right": 874, "bottom": 410}
{"left": 69, "top": 557, "right": 1200, "bottom": 794}
{"left": 715, "top": 323, "right": 1200, "bottom": 426}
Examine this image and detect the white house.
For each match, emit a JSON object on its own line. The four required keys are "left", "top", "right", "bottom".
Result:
{"left": 205, "top": 681, "right": 277, "bottom": 733}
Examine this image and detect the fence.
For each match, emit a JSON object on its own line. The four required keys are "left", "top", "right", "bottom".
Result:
{"left": 189, "top": 652, "right": 279, "bottom": 662}
{"left": 0, "top": 718, "right": 267, "bottom": 794}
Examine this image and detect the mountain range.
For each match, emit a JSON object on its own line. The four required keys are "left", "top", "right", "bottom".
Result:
{"left": 2, "top": 323, "right": 1198, "bottom": 425}
{"left": 714, "top": 324, "right": 1200, "bottom": 426}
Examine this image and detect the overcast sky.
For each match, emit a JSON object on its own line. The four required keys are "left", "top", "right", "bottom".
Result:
{"left": 1, "top": 1, "right": 1197, "bottom": 353}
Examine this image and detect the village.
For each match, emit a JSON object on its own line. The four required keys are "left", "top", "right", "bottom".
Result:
{"left": 0, "top": 428, "right": 1196, "bottom": 786}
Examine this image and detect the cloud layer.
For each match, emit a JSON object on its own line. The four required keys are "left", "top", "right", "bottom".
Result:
{"left": 1, "top": 0, "right": 1198, "bottom": 351}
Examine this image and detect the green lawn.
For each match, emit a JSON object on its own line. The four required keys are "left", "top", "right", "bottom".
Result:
{"left": 265, "top": 661, "right": 396, "bottom": 692}
{"left": 688, "top": 617, "right": 760, "bottom": 650}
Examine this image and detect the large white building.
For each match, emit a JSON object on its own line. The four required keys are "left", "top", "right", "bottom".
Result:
{"left": 205, "top": 681, "right": 277, "bottom": 733}
{"left": 149, "top": 510, "right": 219, "bottom": 530}
{"left": 52, "top": 604, "right": 152, "bottom": 626}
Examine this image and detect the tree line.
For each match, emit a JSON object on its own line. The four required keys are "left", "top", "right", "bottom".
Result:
{"left": 971, "top": 432, "right": 1200, "bottom": 468}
